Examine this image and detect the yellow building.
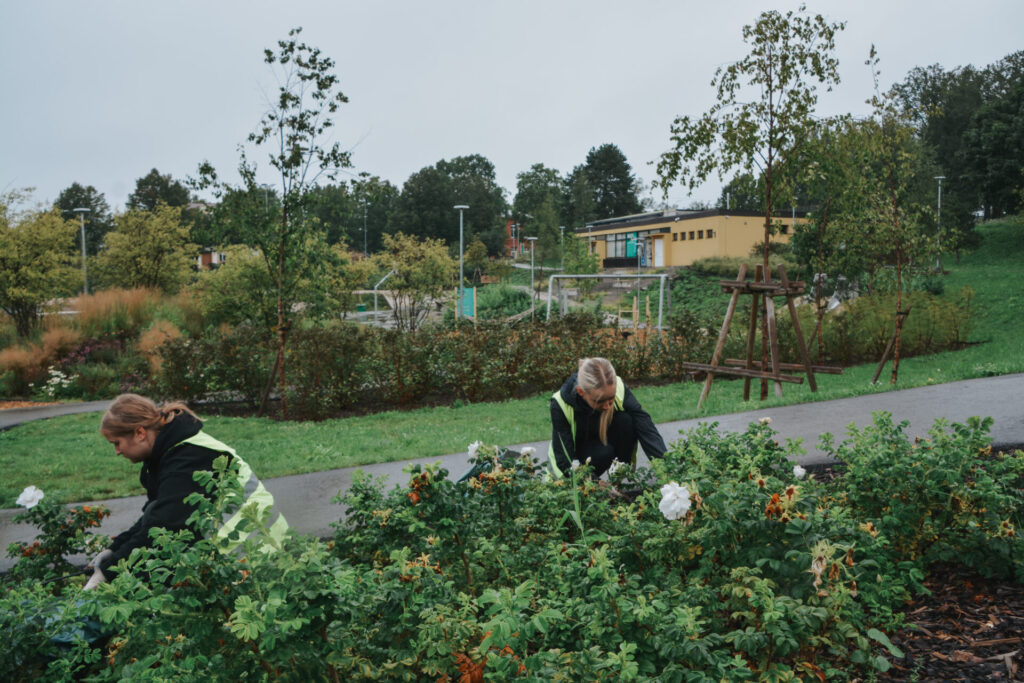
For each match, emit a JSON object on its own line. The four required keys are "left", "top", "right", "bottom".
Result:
{"left": 580, "top": 209, "right": 805, "bottom": 269}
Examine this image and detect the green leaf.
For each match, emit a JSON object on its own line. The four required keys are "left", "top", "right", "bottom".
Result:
{"left": 866, "top": 628, "right": 904, "bottom": 657}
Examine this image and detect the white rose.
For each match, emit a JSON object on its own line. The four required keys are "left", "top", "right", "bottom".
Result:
{"left": 759, "top": 417, "right": 772, "bottom": 426}
{"left": 468, "top": 441, "right": 482, "bottom": 458}
{"left": 520, "top": 446, "right": 536, "bottom": 457}
{"left": 793, "top": 465, "right": 807, "bottom": 480}
{"left": 658, "top": 482, "right": 691, "bottom": 521}
{"left": 16, "top": 485, "right": 44, "bottom": 509}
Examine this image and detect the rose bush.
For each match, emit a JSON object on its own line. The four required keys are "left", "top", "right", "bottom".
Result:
{"left": 1, "top": 416, "right": 1020, "bottom": 680}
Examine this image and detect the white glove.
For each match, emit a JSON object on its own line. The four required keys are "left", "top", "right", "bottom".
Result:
{"left": 83, "top": 568, "right": 107, "bottom": 591}
{"left": 89, "top": 548, "right": 113, "bottom": 570}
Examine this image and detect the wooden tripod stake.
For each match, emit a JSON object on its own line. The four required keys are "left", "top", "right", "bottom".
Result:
{"left": 686, "top": 264, "right": 819, "bottom": 410}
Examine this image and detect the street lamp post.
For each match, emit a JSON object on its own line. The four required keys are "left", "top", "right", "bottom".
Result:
{"left": 73, "top": 208, "right": 89, "bottom": 294}
{"left": 935, "top": 176, "right": 945, "bottom": 272}
{"left": 363, "top": 200, "right": 369, "bottom": 257}
{"left": 454, "top": 205, "right": 469, "bottom": 319}
{"left": 559, "top": 225, "right": 565, "bottom": 269}
{"left": 526, "top": 236, "right": 537, "bottom": 319}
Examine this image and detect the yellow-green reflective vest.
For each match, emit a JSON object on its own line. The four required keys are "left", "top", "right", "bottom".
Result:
{"left": 547, "top": 377, "right": 634, "bottom": 477}
{"left": 177, "top": 431, "right": 289, "bottom": 552}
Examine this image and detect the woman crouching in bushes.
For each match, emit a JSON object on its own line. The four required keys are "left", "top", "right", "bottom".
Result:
{"left": 84, "top": 394, "right": 288, "bottom": 589}
{"left": 548, "top": 357, "right": 666, "bottom": 479}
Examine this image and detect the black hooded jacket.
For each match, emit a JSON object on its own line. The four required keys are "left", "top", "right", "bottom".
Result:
{"left": 549, "top": 372, "right": 666, "bottom": 475}
{"left": 99, "top": 412, "right": 222, "bottom": 576}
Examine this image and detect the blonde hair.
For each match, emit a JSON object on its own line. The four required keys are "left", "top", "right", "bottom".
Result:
{"left": 576, "top": 357, "right": 617, "bottom": 445}
{"left": 100, "top": 393, "right": 196, "bottom": 437}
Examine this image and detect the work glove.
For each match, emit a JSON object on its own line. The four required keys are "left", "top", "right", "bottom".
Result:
{"left": 89, "top": 548, "right": 113, "bottom": 571}
{"left": 83, "top": 567, "right": 107, "bottom": 591}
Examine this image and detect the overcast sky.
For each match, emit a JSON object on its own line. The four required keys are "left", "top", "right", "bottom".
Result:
{"left": 2, "top": 1, "right": 1021, "bottom": 215}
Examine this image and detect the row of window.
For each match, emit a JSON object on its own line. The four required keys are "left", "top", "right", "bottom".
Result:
{"left": 672, "top": 229, "right": 714, "bottom": 242}
{"left": 601, "top": 227, "right": 719, "bottom": 257}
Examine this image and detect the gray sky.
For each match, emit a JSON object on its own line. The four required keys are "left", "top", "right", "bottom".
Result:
{"left": 2, "top": 1, "right": 1021, "bottom": 215}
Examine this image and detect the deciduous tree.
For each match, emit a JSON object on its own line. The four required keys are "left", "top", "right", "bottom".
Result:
{"left": 965, "top": 78, "right": 1024, "bottom": 218}
{"left": 513, "top": 164, "right": 565, "bottom": 224}
{"left": 390, "top": 155, "right": 508, "bottom": 256}
{"left": 563, "top": 233, "right": 600, "bottom": 297}
{"left": 718, "top": 173, "right": 763, "bottom": 212}
{"left": 96, "top": 203, "right": 197, "bottom": 292}
{"left": 464, "top": 238, "right": 489, "bottom": 285}
{"left": 196, "top": 27, "right": 352, "bottom": 416}
{"left": 372, "top": 232, "right": 455, "bottom": 331}
{"left": 657, "top": 5, "right": 845, "bottom": 277}
{"left": 0, "top": 193, "right": 79, "bottom": 337}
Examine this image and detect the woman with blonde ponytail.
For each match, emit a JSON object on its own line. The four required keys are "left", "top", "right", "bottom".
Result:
{"left": 84, "top": 394, "right": 286, "bottom": 590}
{"left": 547, "top": 358, "right": 666, "bottom": 478}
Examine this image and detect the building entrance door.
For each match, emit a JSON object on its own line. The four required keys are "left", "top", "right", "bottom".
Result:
{"left": 653, "top": 237, "right": 664, "bottom": 267}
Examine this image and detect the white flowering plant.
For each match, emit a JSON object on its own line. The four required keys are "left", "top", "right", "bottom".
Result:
{"left": 658, "top": 481, "right": 691, "bottom": 521}
{"left": 6, "top": 487, "right": 110, "bottom": 583}
{"left": 30, "top": 365, "right": 80, "bottom": 400}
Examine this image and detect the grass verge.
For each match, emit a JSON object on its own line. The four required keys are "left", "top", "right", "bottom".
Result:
{"left": 2, "top": 217, "right": 1022, "bottom": 507}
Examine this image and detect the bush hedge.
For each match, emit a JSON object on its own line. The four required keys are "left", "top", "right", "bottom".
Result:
{"left": 154, "top": 313, "right": 717, "bottom": 419}
{"left": 3, "top": 415, "right": 1020, "bottom": 680}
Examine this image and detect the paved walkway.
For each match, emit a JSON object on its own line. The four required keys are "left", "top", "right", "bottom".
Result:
{"left": 2, "top": 374, "right": 1022, "bottom": 571}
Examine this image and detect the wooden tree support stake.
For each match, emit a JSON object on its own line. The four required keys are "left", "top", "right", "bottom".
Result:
{"left": 872, "top": 307, "right": 913, "bottom": 384}
{"left": 693, "top": 263, "right": 822, "bottom": 410}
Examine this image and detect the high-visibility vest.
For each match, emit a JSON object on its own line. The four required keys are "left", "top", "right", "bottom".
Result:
{"left": 175, "top": 431, "right": 289, "bottom": 552}
{"left": 547, "top": 377, "right": 634, "bottom": 477}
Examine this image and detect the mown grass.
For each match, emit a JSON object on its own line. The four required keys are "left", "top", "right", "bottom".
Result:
{"left": 2, "top": 217, "right": 1021, "bottom": 507}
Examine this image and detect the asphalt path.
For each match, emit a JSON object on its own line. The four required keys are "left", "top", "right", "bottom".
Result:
{"left": 2, "top": 374, "right": 1022, "bottom": 572}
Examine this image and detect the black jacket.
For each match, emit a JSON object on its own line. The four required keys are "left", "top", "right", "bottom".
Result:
{"left": 99, "top": 413, "right": 221, "bottom": 576}
{"left": 549, "top": 372, "right": 666, "bottom": 475}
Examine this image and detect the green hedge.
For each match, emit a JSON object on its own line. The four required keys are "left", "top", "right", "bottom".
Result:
{"left": 155, "top": 314, "right": 717, "bottom": 419}
{"left": 153, "top": 288, "right": 974, "bottom": 420}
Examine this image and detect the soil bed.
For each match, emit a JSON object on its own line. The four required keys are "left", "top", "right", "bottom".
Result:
{"left": 877, "top": 563, "right": 1023, "bottom": 681}
{"left": 808, "top": 463, "right": 1024, "bottom": 681}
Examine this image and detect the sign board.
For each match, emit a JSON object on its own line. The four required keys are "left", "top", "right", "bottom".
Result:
{"left": 459, "top": 287, "right": 476, "bottom": 318}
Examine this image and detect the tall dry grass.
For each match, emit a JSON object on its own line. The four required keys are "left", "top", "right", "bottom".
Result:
{"left": 137, "top": 320, "right": 182, "bottom": 375}
{"left": 72, "top": 288, "right": 162, "bottom": 339}
{"left": 0, "top": 326, "right": 82, "bottom": 394}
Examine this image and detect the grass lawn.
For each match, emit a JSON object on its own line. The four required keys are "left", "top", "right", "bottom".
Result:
{"left": 2, "top": 218, "right": 1022, "bottom": 508}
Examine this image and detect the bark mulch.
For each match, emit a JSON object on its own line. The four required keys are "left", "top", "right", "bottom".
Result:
{"left": 0, "top": 400, "right": 59, "bottom": 410}
{"left": 806, "top": 463, "right": 1023, "bottom": 680}
{"left": 877, "top": 563, "right": 1023, "bottom": 681}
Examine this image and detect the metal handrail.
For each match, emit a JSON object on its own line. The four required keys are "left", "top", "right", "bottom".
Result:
{"left": 373, "top": 270, "right": 397, "bottom": 316}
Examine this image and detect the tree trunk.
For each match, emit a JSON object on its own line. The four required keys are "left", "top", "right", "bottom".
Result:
{"left": 815, "top": 198, "right": 832, "bottom": 363}
{"left": 276, "top": 225, "right": 290, "bottom": 419}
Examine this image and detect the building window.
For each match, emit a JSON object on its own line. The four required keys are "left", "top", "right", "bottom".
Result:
{"left": 780, "top": 225, "right": 789, "bottom": 234}
{"left": 672, "top": 233, "right": 678, "bottom": 241}
{"left": 707, "top": 229, "right": 714, "bottom": 238}
{"left": 689, "top": 231, "right": 695, "bottom": 240}
{"left": 698, "top": 230, "right": 704, "bottom": 239}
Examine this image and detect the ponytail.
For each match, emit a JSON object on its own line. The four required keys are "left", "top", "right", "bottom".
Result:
{"left": 100, "top": 393, "right": 197, "bottom": 437}
{"left": 576, "top": 357, "right": 617, "bottom": 445}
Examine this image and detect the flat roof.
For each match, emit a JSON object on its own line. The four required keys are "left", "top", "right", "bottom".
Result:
{"left": 575, "top": 208, "right": 807, "bottom": 234}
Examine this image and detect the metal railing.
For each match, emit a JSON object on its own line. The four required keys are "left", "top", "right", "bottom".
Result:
{"left": 545, "top": 273, "right": 670, "bottom": 333}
